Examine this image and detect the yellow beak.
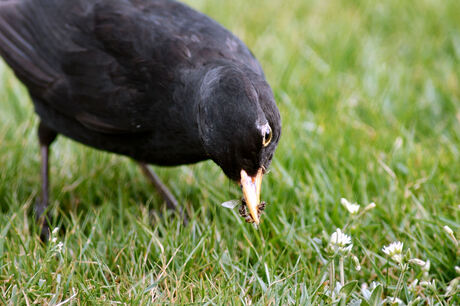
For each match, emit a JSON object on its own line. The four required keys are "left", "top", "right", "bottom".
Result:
{"left": 240, "top": 168, "right": 263, "bottom": 224}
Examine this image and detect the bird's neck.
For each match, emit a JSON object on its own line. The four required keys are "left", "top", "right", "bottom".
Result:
{"left": 166, "top": 63, "right": 225, "bottom": 160}
{"left": 146, "top": 66, "right": 214, "bottom": 164}
{"left": 167, "top": 62, "right": 259, "bottom": 163}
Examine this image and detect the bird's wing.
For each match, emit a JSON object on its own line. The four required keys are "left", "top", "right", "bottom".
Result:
{"left": 0, "top": 0, "right": 263, "bottom": 134}
{"left": 0, "top": 0, "right": 173, "bottom": 134}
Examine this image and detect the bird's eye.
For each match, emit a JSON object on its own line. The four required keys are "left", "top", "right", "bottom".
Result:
{"left": 262, "top": 125, "right": 273, "bottom": 147}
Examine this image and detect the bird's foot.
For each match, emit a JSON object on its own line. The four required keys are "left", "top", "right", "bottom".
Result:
{"left": 35, "top": 200, "right": 51, "bottom": 241}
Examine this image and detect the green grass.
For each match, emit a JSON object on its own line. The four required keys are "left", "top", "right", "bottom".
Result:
{"left": 1, "top": 0, "right": 459, "bottom": 304}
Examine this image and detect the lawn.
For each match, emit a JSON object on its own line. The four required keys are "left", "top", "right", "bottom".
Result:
{"left": 0, "top": 0, "right": 459, "bottom": 304}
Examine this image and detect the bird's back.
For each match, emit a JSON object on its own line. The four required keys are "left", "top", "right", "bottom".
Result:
{"left": 0, "top": 0, "right": 263, "bottom": 97}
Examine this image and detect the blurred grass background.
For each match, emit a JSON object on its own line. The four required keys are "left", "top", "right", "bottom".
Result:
{"left": 0, "top": 0, "right": 459, "bottom": 303}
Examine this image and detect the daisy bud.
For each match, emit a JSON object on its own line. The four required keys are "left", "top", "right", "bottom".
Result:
{"left": 340, "top": 198, "right": 360, "bottom": 214}
{"left": 422, "top": 259, "right": 430, "bottom": 273}
{"left": 445, "top": 279, "right": 459, "bottom": 297}
{"left": 420, "top": 280, "right": 435, "bottom": 288}
{"left": 409, "top": 258, "right": 426, "bottom": 266}
{"left": 382, "top": 297, "right": 404, "bottom": 305}
{"left": 351, "top": 254, "right": 361, "bottom": 271}
{"left": 443, "top": 225, "right": 458, "bottom": 246}
{"left": 364, "top": 202, "right": 376, "bottom": 212}
{"left": 408, "top": 279, "right": 418, "bottom": 292}
{"left": 443, "top": 225, "right": 454, "bottom": 236}
{"left": 408, "top": 297, "right": 422, "bottom": 305}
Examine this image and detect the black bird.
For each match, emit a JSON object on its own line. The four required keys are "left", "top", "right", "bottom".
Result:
{"left": 0, "top": 0, "right": 281, "bottom": 234}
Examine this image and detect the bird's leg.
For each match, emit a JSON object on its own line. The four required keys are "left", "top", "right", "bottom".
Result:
{"left": 138, "top": 162, "right": 187, "bottom": 224}
{"left": 36, "top": 122, "right": 57, "bottom": 241}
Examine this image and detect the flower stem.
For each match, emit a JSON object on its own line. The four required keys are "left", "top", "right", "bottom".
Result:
{"left": 329, "top": 259, "right": 335, "bottom": 292}
{"left": 339, "top": 257, "right": 345, "bottom": 286}
{"left": 393, "top": 264, "right": 407, "bottom": 299}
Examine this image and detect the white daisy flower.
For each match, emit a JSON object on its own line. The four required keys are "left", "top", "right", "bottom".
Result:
{"left": 328, "top": 228, "right": 353, "bottom": 254}
{"left": 340, "top": 198, "right": 360, "bottom": 214}
{"left": 382, "top": 241, "right": 404, "bottom": 264}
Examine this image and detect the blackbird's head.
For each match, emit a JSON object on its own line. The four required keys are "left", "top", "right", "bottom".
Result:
{"left": 198, "top": 64, "right": 281, "bottom": 224}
